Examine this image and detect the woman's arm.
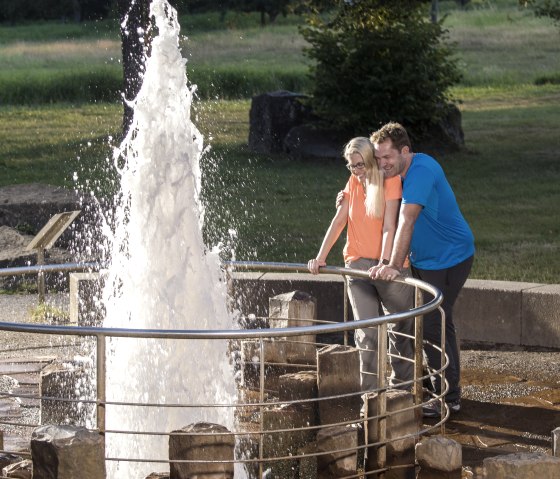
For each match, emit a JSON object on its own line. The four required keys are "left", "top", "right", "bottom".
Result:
{"left": 308, "top": 195, "right": 349, "bottom": 274}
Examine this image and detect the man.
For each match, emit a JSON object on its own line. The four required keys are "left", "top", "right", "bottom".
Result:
{"left": 370, "top": 122, "right": 475, "bottom": 417}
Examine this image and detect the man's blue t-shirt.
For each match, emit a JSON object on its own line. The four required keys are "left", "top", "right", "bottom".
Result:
{"left": 402, "top": 153, "right": 475, "bottom": 270}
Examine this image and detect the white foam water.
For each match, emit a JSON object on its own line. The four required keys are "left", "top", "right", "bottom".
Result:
{"left": 101, "top": 1, "right": 237, "bottom": 476}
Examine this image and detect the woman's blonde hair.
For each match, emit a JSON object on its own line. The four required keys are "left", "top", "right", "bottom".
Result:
{"left": 343, "top": 137, "right": 384, "bottom": 219}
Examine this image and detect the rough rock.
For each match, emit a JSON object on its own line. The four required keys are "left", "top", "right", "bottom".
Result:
{"left": 248, "top": 90, "right": 313, "bottom": 154}
{"left": 31, "top": 425, "right": 105, "bottom": 479}
{"left": 483, "top": 452, "right": 560, "bottom": 478}
{"left": 412, "top": 104, "right": 464, "bottom": 155}
{"left": 283, "top": 124, "right": 346, "bottom": 161}
{"left": 416, "top": 436, "right": 462, "bottom": 472}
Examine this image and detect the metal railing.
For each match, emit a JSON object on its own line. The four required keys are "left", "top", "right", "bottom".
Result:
{"left": 0, "top": 260, "right": 448, "bottom": 478}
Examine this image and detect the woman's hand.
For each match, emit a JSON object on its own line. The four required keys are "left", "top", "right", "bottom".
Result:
{"left": 335, "top": 191, "right": 345, "bottom": 209}
{"left": 307, "top": 258, "right": 326, "bottom": 275}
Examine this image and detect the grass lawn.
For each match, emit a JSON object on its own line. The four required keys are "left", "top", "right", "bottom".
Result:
{"left": 0, "top": 1, "right": 559, "bottom": 283}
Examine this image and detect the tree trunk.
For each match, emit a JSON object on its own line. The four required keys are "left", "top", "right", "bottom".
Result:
{"left": 431, "top": 0, "right": 439, "bottom": 23}
{"left": 118, "top": 0, "right": 151, "bottom": 137}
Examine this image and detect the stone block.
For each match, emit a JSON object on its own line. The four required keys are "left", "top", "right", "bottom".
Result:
{"left": 269, "top": 291, "right": 317, "bottom": 365}
{"left": 40, "top": 359, "right": 96, "bottom": 427}
{"left": 169, "top": 422, "right": 234, "bottom": 479}
{"left": 278, "top": 370, "right": 318, "bottom": 402}
{"left": 262, "top": 403, "right": 316, "bottom": 478}
{"left": 416, "top": 436, "right": 462, "bottom": 472}
{"left": 454, "top": 280, "right": 540, "bottom": 345}
{"left": 521, "top": 284, "right": 560, "bottom": 348}
{"left": 317, "top": 344, "right": 361, "bottom": 426}
{"left": 298, "top": 443, "right": 318, "bottom": 479}
{"left": 483, "top": 452, "right": 560, "bottom": 478}
{"left": 69, "top": 272, "right": 104, "bottom": 326}
{"left": 316, "top": 425, "right": 359, "bottom": 477}
{"left": 553, "top": 427, "right": 560, "bottom": 457}
{"left": 365, "top": 390, "right": 420, "bottom": 477}
{"left": 31, "top": 425, "right": 105, "bottom": 479}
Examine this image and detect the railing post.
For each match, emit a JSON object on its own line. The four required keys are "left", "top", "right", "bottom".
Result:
{"left": 343, "top": 277, "right": 349, "bottom": 346}
{"left": 414, "top": 286, "right": 424, "bottom": 407}
{"left": 37, "top": 249, "right": 46, "bottom": 304}
{"left": 439, "top": 306, "right": 447, "bottom": 435}
{"left": 96, "top": 333, "right": 106, "bottom": 435}
{"left": 376, "top": 322, "right": 388, "bottom": 478}
{"left": 259, "top": 336, "right": 265, "bottom": 479}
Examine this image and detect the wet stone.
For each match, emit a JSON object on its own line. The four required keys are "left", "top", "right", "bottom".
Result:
{"left": 169, "top": 422, "right": 234, "bottom": 479}
{"left": 416, "top": 436, "right": 462, "bottom": 472}
{"left": 483, "top": 452, "right": 560, "bottom": 478}
{"left": 31, "top": 425, "right": 105, "bottom": 479}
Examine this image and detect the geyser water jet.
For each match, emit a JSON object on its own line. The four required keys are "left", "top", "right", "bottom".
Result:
{"left": 101, "top": 1, "right": 237, "bottom": 476}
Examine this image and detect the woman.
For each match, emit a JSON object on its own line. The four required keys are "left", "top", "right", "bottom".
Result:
{"left": 307, "top": 137, "right": 413, "bottom": 391}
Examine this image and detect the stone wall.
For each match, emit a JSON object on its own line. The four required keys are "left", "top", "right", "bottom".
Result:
{"left": 69, "top": 271, "right": 560, "bottom": 349}
{"left": 228, "top": 272, "right": 560, "bottom": 350}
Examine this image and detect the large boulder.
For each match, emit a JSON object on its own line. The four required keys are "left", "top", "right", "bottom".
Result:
{"left": 248, "top": 90, "right": 312, "bottom": 154}
{"left": 283, "top": 124, "right": 346, "bottom": 161}
{"left": 412, "top": 104, "right": 465, "bottom": 155}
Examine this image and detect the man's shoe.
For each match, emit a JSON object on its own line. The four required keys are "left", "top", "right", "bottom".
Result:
{"left": 448, "top": 399, "right": 461, "bottom": 413}
{"left": 422, "top": 400, "right": 441, "bottom": 418}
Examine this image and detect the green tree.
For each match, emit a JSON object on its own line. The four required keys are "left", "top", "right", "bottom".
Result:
{"left": 300, "top": 0, "right": 461, "bottom": 140}
{"left": 523, "top": 0, "right": 560, "bottom": 24}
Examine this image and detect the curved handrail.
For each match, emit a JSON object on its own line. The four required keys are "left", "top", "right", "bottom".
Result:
{"left": 0, "top": 261, "right": 442, "bottom": 339}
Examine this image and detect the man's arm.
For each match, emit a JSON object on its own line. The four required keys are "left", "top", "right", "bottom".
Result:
{"left": 372, "top": 203, "right": 422, "bottom": 281}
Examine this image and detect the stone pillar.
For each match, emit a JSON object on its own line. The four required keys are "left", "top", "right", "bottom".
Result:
{"left": 416, "top": 436, "right": 462, "bottom": 479}
{"left": 317, "top": 344, "right": 361, "bottom": 426}
{"left": 269, "top": 290, "right": 317, "bottom": 365}
{"left": 169, "top": 422, "right": 234, "bottom": 479}
{"left": 40, "top": 359, "right": 96, "bottom": 427}
{"left": 239, "top": 339, "right": 289, "bottom": 391}
{"left": 278, "top": 370, "right": 318, "bottom": 402}
{"left": 262, "top": 403, "right": 316, "bottom": 478}
{"left": 553, "top": 427, "right": 560, "bottom": 457}
{"left": 298, "top": 443, "right": 318, "bottom": 479}
{"left": 315, "top": 425, "right": 359, "bottom": 477}
{"left": 365, "top": 390, "right": 420, "bottom": 478}
{"left": 483, "top": 452, "right": 560, "bottom": 478}
{"left": 31, "top": 425, "right": 105, "bottom": 479}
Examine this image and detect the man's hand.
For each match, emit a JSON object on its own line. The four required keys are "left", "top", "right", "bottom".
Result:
{"left": 307, "top": 258, "right": 326, "bottom": 275}
{"left": 370, "top": 264, "right": 401, "bottom": 281}
{"left": 335, "top": 191, "right": 345, "bottom": 209}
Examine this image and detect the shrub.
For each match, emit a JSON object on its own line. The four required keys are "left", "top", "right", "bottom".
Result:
{"left": 300, "top": 0, "right": 462, "bottom": 139}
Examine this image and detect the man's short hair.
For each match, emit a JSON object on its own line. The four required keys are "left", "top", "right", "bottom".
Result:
{"left": 370, "top": 122, "right": 412, "bottom": 152}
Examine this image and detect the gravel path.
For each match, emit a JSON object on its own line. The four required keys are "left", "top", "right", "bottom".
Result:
{"left": 0, "top": 293, "right": 82, "bottom": 360}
